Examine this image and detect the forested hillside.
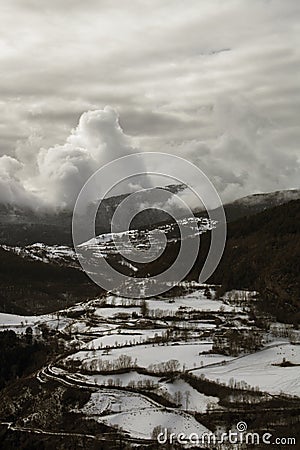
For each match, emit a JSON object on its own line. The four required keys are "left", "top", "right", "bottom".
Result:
{"left": 0, "top": 248, "right": 102, "bottom": 314}
{"left": 206, "top": 199, "right": 300, "bottom": 323}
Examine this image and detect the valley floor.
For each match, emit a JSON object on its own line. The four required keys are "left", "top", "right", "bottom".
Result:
{"left": 0, "top": 284, "right": 299, "bottom": 449}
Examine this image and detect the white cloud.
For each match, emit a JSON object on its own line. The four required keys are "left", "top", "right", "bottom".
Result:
{"left": 0, "top": 155, "right": 38, "bottom": 207}
{"left": 0, "top": 107, "right": 146, "bottom": 209}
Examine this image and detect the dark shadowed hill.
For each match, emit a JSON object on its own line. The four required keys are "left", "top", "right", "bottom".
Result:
{"left": 0, "top": 184, "right": 186, "bottom": 246}
{"left": 193, "top": 199, "right": 300, "bottom": 324}
{"left": 0, "top": 196, "right": 299, "bottom": 322}
{"left": 0, "top": 188, "right": 298, "bottom": 246}
{"left": 0, "top": 247, "right": 103, "bottom": 315}
{"left": 217, "top": 188, "right": 300, "bottom": 222}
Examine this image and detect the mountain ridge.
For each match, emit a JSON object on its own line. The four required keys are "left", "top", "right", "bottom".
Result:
{"left": 0, "top": 188, "right": 299, "bottom": 246}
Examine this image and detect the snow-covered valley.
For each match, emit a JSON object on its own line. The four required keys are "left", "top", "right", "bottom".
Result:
{"left": 1, "top": 284, "right": 299, "bottom": 446}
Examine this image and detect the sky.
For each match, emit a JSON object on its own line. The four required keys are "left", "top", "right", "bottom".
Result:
{"left": 0, "top": 0, "right": 299, "bottom": 210}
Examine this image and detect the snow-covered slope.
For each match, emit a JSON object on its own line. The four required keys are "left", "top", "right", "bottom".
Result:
{"left": 1, "top": 216, "right": 214, "bottom": 268}
{"left": 231, "top": 188, "right": 300, "bottom": 209}
{"left": 0, "top": 243, "right": 78, "bottom": 267}
{"left": 193, "top": 342, "right": 300, "bottom": 396}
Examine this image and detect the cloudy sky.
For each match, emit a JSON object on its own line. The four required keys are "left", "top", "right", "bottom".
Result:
{"left": 0, "top": 0, "right": 299, "bottom": 209}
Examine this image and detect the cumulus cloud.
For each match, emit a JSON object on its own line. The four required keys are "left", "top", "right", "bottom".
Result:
{"left": 0, "top": 155, "right": 39, "bottom": 207}
{"left": 0, "top": 107, "right": 148, "bottom": 209}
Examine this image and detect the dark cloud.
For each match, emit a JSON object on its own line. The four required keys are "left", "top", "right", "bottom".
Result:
{"left": 118, "top": 109, "right": 203, "bottom": 137}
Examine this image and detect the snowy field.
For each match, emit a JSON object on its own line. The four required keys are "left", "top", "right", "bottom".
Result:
{"left": 99, "top": 408, "right": 210, "bottom": 440}
{"left": 64, "top": 370, "right": 218, "bottom": 413}
{"left": 193, "top": 343, "right": 300, "bottom": 396}
{"left": 101, "top": 291, "right": 240, "bottom": 313}
{"left": 0, "top": 313, "right": 37, "bottom": 327}
{"left": 66, "top": 370, "right": 160, "bottom": 387}
{"left": 78, "top": 389, "right": 211, "bottom": 439}
{"left": 86, "top": 329, "right": 166, "bottom": 349}
{"left": 95, "top": 306, "right": 141, "bottom": 318}
{"left": 0, "top": 311, "right": 74, "bottom": 334}
{"left": 158, "top": 378, "right": 219, "bottom": 412}
{"left": 147, "top": 293, "right": 238, "bottom": 313}
{"left": 70, "top": 342, "right": 231, "bottom": 371}
{"left": 81, "top": 389, "right": 158, "bottom": 415}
